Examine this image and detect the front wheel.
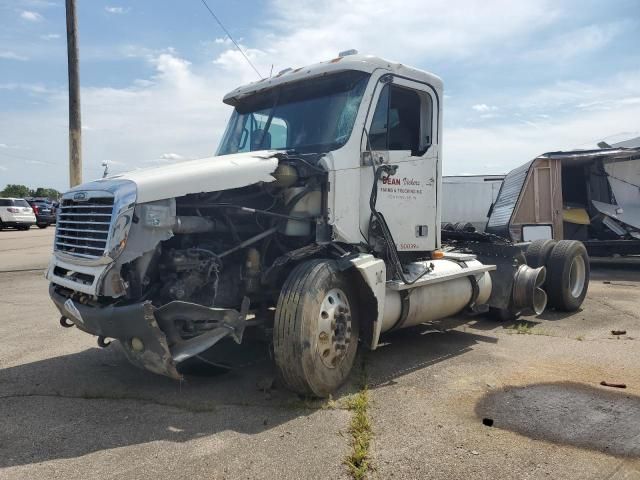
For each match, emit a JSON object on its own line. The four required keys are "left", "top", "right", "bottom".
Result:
{"left": 274, "top": 260, "right": 359, "bottom": 397}
{"left": 37, "top": 223, "right": 48, "bottom": 229}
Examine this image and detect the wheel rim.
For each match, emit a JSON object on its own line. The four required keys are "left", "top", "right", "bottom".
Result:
{"left": 317, "top": 288, "right": 352, "bottom": 369}
{"left": 568, "top": 255, "right": 586, "bottom": 298}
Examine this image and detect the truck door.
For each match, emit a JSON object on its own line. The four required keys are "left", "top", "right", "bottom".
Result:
{"left": 359, "top": 75, "right": 439, "bottom": 252}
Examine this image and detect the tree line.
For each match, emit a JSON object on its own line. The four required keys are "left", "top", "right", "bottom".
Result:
{"left": 1, "top": 184, "right": 61, "bottom": 200}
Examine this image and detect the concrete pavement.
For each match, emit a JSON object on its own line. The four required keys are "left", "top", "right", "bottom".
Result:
{"left": 1, "top": 228, "right": 639, "bottom": 479}
{"left": 0, "top": 226, "right": 55, "bottom": 272}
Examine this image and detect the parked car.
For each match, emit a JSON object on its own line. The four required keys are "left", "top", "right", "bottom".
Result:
{"left": 26, "top": 199, "right": 56, "bottom": 228}
{"left": 0, "top": 198, "right": 36, "bottom": 230}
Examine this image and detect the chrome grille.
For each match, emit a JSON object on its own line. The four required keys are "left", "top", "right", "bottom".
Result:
{"left": 55, "top": 195, "right": 114, "bottom": 259}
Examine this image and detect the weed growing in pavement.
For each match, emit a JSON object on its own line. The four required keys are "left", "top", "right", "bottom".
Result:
{"left": 508, "top": 322, "right": 535, "bottom": 334}
{"left": 344, "top": 361, "right": 372, "bottom": 480}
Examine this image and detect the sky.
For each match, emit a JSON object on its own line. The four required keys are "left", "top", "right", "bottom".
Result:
{"left": 0, "top": 0, "right": 639, "bottom": 191}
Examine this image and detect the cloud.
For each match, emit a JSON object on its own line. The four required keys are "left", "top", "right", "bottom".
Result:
{"left": 0, "top": 51, "right": 28, "bottom": 61}
{"left": 40, "top": 33, "right": 60, "bottom": 40}
{"left": 472, "top": 104, "right": 498, "bottom": 113}
{"left": 0, "top": 83, "right": 50, "bottom": 94}
{"left": 444, "top": 102, "right": 640, "bottom": 175}
{"left": 251, "top": 0, "right": 560, "bottom": 69}
{"left": 105, "top": 6, "right": 129, "bottom": 14}
{"left": 159, "top": 153, "right": 185, "bottom": 161}
{"left": 519, "top": 70, "right": 640, "bottom": 112}
{"left": 1, "top": 0, "right": 639, "bottom": 188}
{"left": 526, "top": 22, "right": 630, "bottom": 62}
{"left": 22, "top": 0, "right": 58, "bottom": 7}
{"left": 20, "top": 10, "right": 43, "bottom": 22}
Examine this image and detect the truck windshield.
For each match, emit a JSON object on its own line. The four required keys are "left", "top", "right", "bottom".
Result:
{"left": 217, "top": 70, "right": 370, "bottom": 155}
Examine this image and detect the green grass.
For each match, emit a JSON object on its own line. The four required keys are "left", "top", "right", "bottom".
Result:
{"left": 344, "top": 370, "right": 372, "bottom": 479}
{"left": 507, "top": 322, "right": 535, "bottom": 335}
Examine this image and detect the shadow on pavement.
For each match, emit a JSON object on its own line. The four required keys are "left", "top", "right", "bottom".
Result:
{"left": 476, "top": 382, "right": 640, "bottom": 457}
{"left": 590, "top": 266, "right": 640, "bottom": 283}
{"left": 0, "top": 323, "right": 490, "bottom": 468}
{"left": 366, "top": 325, "right": 497, "bottom": 389}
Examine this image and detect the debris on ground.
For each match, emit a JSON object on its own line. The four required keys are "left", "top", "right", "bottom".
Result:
{"left": 600, "top": 381, "right": 627, "bottom": 389}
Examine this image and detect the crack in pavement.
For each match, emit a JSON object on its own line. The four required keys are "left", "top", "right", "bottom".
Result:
{"left": 599, "top": 299, "right": 640, "bottom": 320}
{"left": 0, "top": 391, "right": 336, "bottom": 413}
{"left": 0, "top": 268, "right": 46, "bottom": 273}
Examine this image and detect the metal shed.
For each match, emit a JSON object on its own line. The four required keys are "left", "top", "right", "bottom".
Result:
{"left": 486, "top": 146, "right": 640, "bottom": 256}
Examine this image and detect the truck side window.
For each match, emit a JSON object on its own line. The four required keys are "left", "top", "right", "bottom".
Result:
{"left": 369, "top": 85, "right": 389, "bottom": 150}
{"left": 369, "top": 83, "right": 428, "bottom": 155}
{"left": 389, "top": 87, "right": 420, "bottom": 152}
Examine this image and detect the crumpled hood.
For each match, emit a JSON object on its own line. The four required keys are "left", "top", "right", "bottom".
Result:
{"left": 105, "top": 151, "right": 279, "bottom": 204}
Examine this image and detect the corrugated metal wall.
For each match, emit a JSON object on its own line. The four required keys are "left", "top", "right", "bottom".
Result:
{"left": 486, "top": 160, "right": 533, "bottom": 238}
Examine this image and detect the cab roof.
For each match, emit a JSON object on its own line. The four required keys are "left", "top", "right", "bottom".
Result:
{"left": 222, "top": 53, "right": 443, "bottom": 106}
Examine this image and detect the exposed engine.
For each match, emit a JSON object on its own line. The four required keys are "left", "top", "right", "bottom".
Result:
{"left": 113, "top": 155, "right": 330, "bottom": 313}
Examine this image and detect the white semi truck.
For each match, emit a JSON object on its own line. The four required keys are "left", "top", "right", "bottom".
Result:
{"left": 47, "top": 53, "right": 589, "bottom": 397}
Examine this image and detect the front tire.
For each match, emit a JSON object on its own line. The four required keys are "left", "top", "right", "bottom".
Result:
{"left": 546, "top": 240, "right": 589, "bottom": 311}
{"left": 274, "top": 259, "right": 359, "bottom": 397}
{"left": 37, "top": 223, "right": 48, "bottom": 229}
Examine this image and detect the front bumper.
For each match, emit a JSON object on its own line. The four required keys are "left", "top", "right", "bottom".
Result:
{"left": 2, "top": 219, "right": 36, "bottom": 227}
{"left": 50, "top": 285, "right": 180, "bottom": 379}
{"left": 49, "top": 286, "right": 249, "bottom": 379}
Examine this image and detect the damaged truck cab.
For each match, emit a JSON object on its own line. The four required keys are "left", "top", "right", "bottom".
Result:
{"left": 47, "top": 53, "right": 588, "bottom": 396}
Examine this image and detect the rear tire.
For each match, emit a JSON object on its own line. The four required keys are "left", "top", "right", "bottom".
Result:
{"left": 546, "top": 240, "right": 589, "bottom": 311}
{"left": 526, "top": 239, "right": 556, "bottom": 268}
{"left": 37, "top": 223, "right": 48, "bottom": 229}
{"left": 17, "top": 225, "right": 30, "bottom": 231}
{"left": 274, "top": 259, "right": 359, "bottom": 397}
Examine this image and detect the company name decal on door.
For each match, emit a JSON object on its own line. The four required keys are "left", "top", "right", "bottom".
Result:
{"left": 380, "top": 176, "right": 424, "bottom": 201}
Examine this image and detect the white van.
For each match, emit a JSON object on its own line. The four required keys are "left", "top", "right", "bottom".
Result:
{"left": 0, "top": 198, "right": 37, "bottom": 230}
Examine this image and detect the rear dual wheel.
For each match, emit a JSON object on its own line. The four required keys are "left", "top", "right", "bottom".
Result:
{"left": 526, "top": 239, "right": 589, "bottom": 312}
{"left": 274, "top": 260, "right": 359, "bottom": 397}
{"left": 546, "top": 240, "right": 589, "bottom": 311}
{"left": 525, "top": 239, "right": 556, "bottom": 269}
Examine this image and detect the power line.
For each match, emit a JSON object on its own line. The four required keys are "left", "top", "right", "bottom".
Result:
{"left": 198, "top": 0, "right": 263, "bottom": 79}
{"left": 0, "top": 150, "right": 56, "bottom": 165}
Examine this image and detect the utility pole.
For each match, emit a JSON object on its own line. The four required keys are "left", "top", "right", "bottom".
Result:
{"left": 65, "top": 0, "right": 82, "bottom": 187}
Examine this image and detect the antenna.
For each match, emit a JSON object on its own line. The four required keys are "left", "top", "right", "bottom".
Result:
{"left": 199, "top": 0, "right": 263, "bottom": 79}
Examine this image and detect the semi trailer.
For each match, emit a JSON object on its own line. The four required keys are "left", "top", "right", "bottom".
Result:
{"left": 47, "top": 52, "right": 589, "bottom": 397}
